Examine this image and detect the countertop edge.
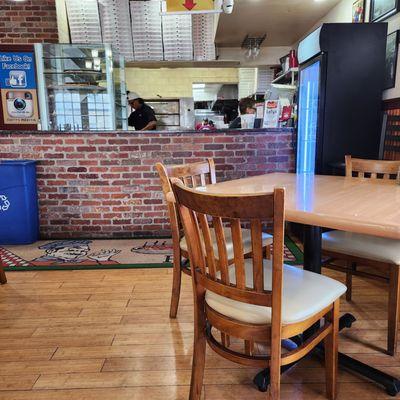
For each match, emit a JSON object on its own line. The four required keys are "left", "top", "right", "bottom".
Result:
{"left": 0, "top": 127, "right": 294, "bottom": 135}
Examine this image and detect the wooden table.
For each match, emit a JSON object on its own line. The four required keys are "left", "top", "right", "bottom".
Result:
{"left": 198, "top": 172, "right": 400, "bottom": 396}
{"left": 199, "top": 172, "right": 400, "bottom": 239}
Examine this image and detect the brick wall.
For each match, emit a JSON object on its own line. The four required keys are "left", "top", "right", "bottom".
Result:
{"left": 0, "top": 129, "right": 295, "bottom": 239}
{"left": 0, "top": 0, "right": 58, "bottom": 44}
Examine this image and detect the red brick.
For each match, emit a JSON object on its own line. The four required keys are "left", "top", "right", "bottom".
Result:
{"left": 0, "top": 0, "right": 58, "bottom": 44}
{"left": 0, "top": 129, "right": 293, "bottom": 238}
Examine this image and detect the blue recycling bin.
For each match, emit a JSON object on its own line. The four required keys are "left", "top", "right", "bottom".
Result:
{"left": 0, "top": 160, "right": 39, "bottom": 245}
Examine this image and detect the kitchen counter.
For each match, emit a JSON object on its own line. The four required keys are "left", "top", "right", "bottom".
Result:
{"left": 0, "top": 127, "right": 293, "bottom": 135}
{"left": 0, "top": 128, "right": 295, "bottom": 238}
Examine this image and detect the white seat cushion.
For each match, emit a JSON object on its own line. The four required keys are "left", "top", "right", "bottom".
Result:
{"left": 322, "top": 230, "right": 400, "bottom": 265}
{"left": 206, "top": 260, "right": 346, "bottom": 325}
{"left": 180, "top": 228, "right": 273, "bottom": 261}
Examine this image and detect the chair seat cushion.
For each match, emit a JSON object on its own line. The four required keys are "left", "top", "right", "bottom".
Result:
{"left": 322, "top": 230, "right": 400, "bottom": 265}
{"left": 180, "top": 228, "right": 273, "bottom": 261}
{"left": 206, "top": 259, "right": 346, "bottom": 325}
{"left": 205, "top": 260, "right": 346, "bottom": 325}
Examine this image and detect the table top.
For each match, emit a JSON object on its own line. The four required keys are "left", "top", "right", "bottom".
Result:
{"left": 197, "top": 173, "right": 400, "bottom": 240}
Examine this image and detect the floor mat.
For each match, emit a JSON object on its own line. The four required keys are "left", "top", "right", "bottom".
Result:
{"left": 0, "top": 237, "right": 303, "bottom": 271}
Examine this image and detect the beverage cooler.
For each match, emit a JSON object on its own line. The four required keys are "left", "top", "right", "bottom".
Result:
{"left": 296, "top": 23, "right": 387, "bottom": 174}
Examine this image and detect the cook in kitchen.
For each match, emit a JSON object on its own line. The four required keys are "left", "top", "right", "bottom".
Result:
{"left": 127, "top": 92, "right": 157, "bottom": 131}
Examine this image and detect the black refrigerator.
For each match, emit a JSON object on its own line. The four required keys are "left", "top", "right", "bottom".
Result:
{"left": 296, "top": 23, "right": 387, "bottom": 174}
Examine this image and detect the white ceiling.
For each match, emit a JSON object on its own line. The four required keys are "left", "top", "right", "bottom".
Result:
{"left": 216, "top": 0, "right": 342, "bottom": 47}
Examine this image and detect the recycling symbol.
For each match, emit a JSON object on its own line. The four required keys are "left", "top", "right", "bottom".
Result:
{"left": 0, "top": 195, "right": 10, "bottom": 211}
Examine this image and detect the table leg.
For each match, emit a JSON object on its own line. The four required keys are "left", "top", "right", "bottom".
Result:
{"left": 254, "top": 225, "right": 400, "bottom": 396}
{"left": 303, "top": 225, "right": 322, "bottom": 274}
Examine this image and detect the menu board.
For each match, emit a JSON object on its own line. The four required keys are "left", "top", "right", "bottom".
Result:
{"left": 0, "top": 51, "right": 39, "bottom": 125}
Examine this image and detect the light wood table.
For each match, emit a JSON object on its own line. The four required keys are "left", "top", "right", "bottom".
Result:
{"left": 198, "top": 172, "right": 400, "bottom": 239}
{"left": 198, "top": 172, "right": 400, "bottom": 396}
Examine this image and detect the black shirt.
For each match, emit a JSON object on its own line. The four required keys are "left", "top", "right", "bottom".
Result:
{"left": 128, "top": 103, "right": 157, "bottom": 130}
{"left": 229, "top": 116, "right": 241, "bottom": 129}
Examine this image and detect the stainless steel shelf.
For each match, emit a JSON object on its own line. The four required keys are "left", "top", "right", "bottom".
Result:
{"left": 272, "top": 67, "right": 299, "bottom": 86}
{"left": 47, "top": 84, "right": 107, "bottom": 91}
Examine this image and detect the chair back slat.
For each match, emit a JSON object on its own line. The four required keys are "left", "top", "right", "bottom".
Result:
{"left": 183, "top": 176, "right": 192, "bottom": 186}
{"left": 346, "top": 155, "right": 400, "bottom": 179}
{"left": 212, "top": 216, "right": 229, "bottom": 284}
{"left": 179, "top": 204, "right": 206, "bottom": 274}
{"left": 250, "top": 219, "right": 264, "bottom": 292}
{"left": 198, "top": 213, "right": 217, "bottom": 279}
{"left": 200, "top": 173, "right": 206, "bottom": 186}
{"left": 172, "top": 181, "right": 285, "bottom": 311}
{"left": 208, "top": 159, "right": 217, "bottom": 184}
{"left": 230, "top": 219, "right": 246, "bottom": 289}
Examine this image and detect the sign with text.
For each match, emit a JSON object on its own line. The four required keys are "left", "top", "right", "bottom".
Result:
{"left": 0, "top": 52, "right": 39, "bottom": 125}
{"left": 166, "top": 0, "right": 214, "bottom": 12}
{"left": 263, "top": 100, "right": 281, "bottom": 128}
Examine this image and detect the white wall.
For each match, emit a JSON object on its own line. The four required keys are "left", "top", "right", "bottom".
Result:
{"left": 309, "top": 0, "right": 353, "bottom": 33}
{"left": 125, "top": 67, "right": 238, "bottom": 98}
{"left": 192, "top": 84, "right": 223, "bottom": 102}
{"left": 55, "top": 0, "right": 70, "bottom": 43}
{"left": 300, "top": 0, "right": 400, "bottom": 100}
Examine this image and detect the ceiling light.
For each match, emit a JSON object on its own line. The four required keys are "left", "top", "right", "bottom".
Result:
{"left": 193, "top": 83, "right": 206, "bottom": 89}
{"left": 241, "top": 34, "right": 266, "bottom": 59}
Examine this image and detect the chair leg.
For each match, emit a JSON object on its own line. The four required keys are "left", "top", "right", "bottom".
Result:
{"left": 269, "top": 323, "right": 282, "bottom": 399}
{"left": 170, "top": 251, "right": 182, "bottom": 319}
{"left": 345, "top": 262, "right": 356, "bottom": 302}
{"left": 189, "top": 293, "right": 207, "bottom": 400}
{"left": 325, "top": 299, "right": 339, "bottom": 400}
{"left": 0, "top": 262, "right": 7, "bottom": 285}
{"left": 387, "top": 266, "right": 400, "bottom": 356}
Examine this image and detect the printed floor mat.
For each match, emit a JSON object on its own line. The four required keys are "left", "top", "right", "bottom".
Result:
{"left": 0, "top": 237, "right": 303, "bottom": 271}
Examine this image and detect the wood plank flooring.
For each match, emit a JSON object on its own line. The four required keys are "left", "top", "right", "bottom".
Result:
{"left": 0, "top": 267, "right": 398, "bottom": 399}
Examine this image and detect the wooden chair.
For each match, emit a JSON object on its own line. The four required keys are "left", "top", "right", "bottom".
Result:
{"left": 172, "top": 179, "right": 346, "bottom": 400}
{"left": 322, "top": 155, "right": 400, "bottom": 356}
{"left": 0, "top": 257, "right": 6, "bottom": 284}
{"left": 156, "top": 159, "right": 272, "bottom": 319}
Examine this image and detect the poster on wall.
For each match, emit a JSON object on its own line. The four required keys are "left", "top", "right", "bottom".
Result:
{"left": 0, "top": 52, "right": 39, "bottom": 125}
{"left": 384, "top": 31, "right": 399, "bottom": 89}
{"left": 352, "top": 0, "right": 365, "bottom": 22}
{"left": 370, "top": 0, "right": 400, "bottom": 22}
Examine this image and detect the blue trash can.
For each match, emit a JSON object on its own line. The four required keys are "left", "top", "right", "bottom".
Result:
{"left": 0, "top": 160, "right": 39, "bottom": 245}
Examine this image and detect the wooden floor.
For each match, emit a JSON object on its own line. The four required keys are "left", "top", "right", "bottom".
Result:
{"left": 0, "top": 266, "right": 398, "bottom": 399}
